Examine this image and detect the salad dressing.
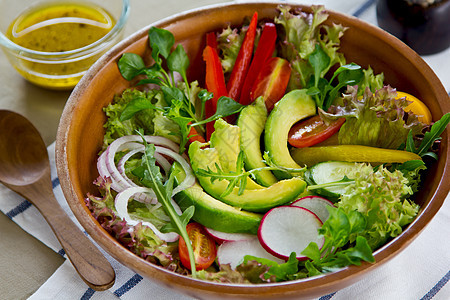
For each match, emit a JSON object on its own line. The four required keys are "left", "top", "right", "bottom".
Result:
{"left": 5, "top": 3, "right": 116, "bottom": 89}
{"left": 7, "top": 3, "right": 114, "bottom": 52}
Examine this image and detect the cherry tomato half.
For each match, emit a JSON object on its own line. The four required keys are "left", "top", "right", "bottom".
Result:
{"left": 288, "top": 115, "right": 345, "bottom": 148}
{"left": 178, "top": 223, "right": 217, "bottom": 271}
{"left": 250, "top": 57, "right": 291, "bottom": 111}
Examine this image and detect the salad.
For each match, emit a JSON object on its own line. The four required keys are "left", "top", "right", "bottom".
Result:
{"left": 85, "top": 5, "right": 450, "bottom": 282}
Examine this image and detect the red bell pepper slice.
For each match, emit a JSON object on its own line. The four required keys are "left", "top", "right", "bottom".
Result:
{"left": 206, "top": 32, "right": 218, "bottom": 49}
{"left": 239, "top": 22, "right": 277, "bottom": 105}
{"left": 203, "top": 42, "right": 228, "bottom": 140}
{"left": 187, "top": 125, "right": 206, "bottom": 144}
{"left": 226, "top": 12, "right": 258, "bottom": 102}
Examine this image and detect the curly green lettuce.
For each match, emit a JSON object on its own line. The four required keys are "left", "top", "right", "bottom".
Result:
{"left": 217, "top": 26, "right": 246, "bottom": 77}
{"left": 320, "top": 85, "right": 424, "bottom": 149}
{"left": 103, "top": 80, "right": 205, "bottom": 149}
{"left": 275, "top": 5, "right": 346, "bottom": 89}
{"left": 359, "top": 66, "right": 385, "bottom": 95}
{"left": 103, "top": 89, "right": 157, "bottom": 148}
{"left": 336, "top": 163, "right": 420, "bottom": 249}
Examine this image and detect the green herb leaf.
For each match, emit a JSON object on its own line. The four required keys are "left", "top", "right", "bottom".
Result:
{"left": 331, "top": 63, "right": 361, "bottom": 80}
{"left": 148, "top": 27, "right": 175, "bottom": 60}
{"left": 160, "top": 206, "right": 195, "bottom": 233}
{"left": 136, "top": 140, "right": 197, "bottom": 276}
{"left": 118, "top": 53, "right": 146, "bottom": 80}
{"left": 397, "top": 160, "right": 425, "bottom": 172}
{"left": 120, "top": 97, "right": 164, "bottom": 121}
{"left": 191, "top": 97, "right": 245, "bottom": 126}
{"left": 302, "top": 206, "right": 375, "bottom": 276}
{"left": 243, "top": 252, "right": 299, "bottom": 282}
{"left": 197, "top": 89, "right": 213, "bottom": 119}
{"left": 167, "top": 44, "right": 190, "bottom": 78}
{"left": 161, "top": 86, "right": 186, "bottom": 106}
{"left": 301, "top": 242, "right": 321, "bottom": 262}
{"left": 308, "top": 44, "right": 330, "bottom": 88}
{"left": 405, "top": 130, "right": 416, "bottom": 153}
{"left": 416, "top": 112, "right": 450, "bottom": 156}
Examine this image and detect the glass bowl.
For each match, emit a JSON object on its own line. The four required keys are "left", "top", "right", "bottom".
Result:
{"left": 0, "top": 0, "right": 130, "bottom": 90}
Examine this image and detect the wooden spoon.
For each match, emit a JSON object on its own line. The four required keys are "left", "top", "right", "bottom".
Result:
{"left": 0, "top": 110, "right": 115, "bottom": 291}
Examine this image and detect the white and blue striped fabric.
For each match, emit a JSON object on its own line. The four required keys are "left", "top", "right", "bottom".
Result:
{"left": 1, "top": 1, "right": 449, "bottom": 299}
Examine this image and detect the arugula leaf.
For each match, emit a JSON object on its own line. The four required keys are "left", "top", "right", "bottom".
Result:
{"left": 415, "top": 112, "right": 450, "bottom": 157}
{"left": 135, "top": 140, "right": 197, "bottom": 276}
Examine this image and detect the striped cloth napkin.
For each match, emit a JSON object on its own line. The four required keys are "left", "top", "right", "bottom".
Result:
{"left": 1, "top": 1, "right": 449, "bottom": 299}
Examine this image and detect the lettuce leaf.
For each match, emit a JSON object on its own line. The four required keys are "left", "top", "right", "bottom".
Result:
{"left": 103, "top": 88, "right": 183, "bottom": 148}
{"left": 321, "top": 85, "right": 424, "bottom": 149}
{"left": 103, "top": 89, "right": 155, "bottom": 149}
{"left": 217, "top": 26, "right": 246, "bottom": 77}
{"left": 336, "top": 163, "right": 419, "bottom": 249}
{"left": 359, "top": 66, "right": 384, "bottom": 95}
{"left": 275, "top": 5, "right": 346, "bottom": 89}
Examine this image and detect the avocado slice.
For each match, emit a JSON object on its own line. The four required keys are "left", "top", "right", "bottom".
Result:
{"left": 189, "top": 138, "right": 307, "bottom": 213}
{"left": 237, "top": 97, "right": 278, "bottom": 187}
{"left": 264, "top": 89, "right": 316, "bottom": 179}
{"left": 208, "top": 119, "right": 262, "bottom": 190}
{"left": 172, "top": 163, "right": 262, "bottom": 234}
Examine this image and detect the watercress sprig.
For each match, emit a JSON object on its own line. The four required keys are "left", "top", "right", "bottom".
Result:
{"left": 117, "top": 27, "right": 246, "bottom": 153}
{"left": 306, "top": 45, "right": 364, "bottom": 111}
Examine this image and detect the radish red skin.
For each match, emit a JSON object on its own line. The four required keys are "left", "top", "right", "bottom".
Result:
{"left": 258, "top": 206, "right": 324, "bottom": 261}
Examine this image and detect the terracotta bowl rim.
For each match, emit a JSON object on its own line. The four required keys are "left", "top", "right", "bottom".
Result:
{"left": 56, "top": 1, "right": 450, "bottom": 297}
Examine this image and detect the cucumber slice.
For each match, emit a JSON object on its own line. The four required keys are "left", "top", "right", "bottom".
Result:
{"left": 309, "top": 161, "right": 358, "bottom": 198}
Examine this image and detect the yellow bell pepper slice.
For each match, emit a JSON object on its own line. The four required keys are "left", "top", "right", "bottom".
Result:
{"left": 291, "top": 145, "right": 421, "bottom": 166}
{"left": 397, "top": 91, "right": 432, "bottom": 124}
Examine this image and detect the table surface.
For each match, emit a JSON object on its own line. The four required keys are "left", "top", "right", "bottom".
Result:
{"left": 0, "top": 1, "right": 449, "bottom": 299}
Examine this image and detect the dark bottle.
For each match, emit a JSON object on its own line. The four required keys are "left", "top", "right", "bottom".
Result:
{"left": 376, "top": 0, "right": 450, "bottom": 55}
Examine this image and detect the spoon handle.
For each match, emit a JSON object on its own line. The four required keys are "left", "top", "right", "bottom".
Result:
{"left": 41, "top": 195, "right": 116, "bottom": 291}
{"left": 7, "top": 175, "right": 115, "bottom": 291}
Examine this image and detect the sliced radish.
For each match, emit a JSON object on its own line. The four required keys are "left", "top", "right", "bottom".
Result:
{"left": 217, "top": 238, "right": 284, "bottom": 269}
{"left": 291, "top": 196, "right": 335, "bottom": 223}
{"left": 204, "top": 227, "right": 255, "bottom": 244}
{"left": 258, "top": 206, "right": 324, "bottom": 261}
